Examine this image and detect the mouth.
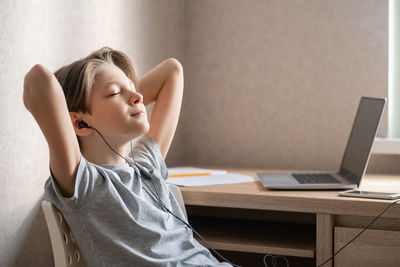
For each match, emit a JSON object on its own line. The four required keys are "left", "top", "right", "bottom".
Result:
{"left": 131, "top": 110, "right": 145, "bottom": 117}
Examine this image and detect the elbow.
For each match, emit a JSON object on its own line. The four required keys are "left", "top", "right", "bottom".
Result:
{"left": 166, "top": 58, "right": 184, "bottom": 92}
{"left": 23, "top": 65, "right": 43, "bottom": 110}
{"left": 31, "top": 63, "right": 46, "bottom": 73}
{"left": 31, "top": 64, "right": 53, "bottom": 80}
{"left": 166, "top": 58, "right": 183, "bottom": 74}
{"left": 26, "top": 64, "right": 53, "bottom": 83}
{"left": 24, "top": 64, "right": 54, "bottom": 91}
{"left": 23, "top": 64, "right": 54, "bottom": 110}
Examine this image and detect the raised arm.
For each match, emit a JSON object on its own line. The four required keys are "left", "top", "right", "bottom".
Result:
{"left": 23, "top": 64, "right": 81, "bottom": 197}
{"left": 137, "top": 58, "right": 184, "bottom": 159}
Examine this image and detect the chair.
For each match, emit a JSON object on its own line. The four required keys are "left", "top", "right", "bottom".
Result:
{"left": 42, "top": 184, "right": 187, "bottom": 267}
{"left": 167, "top": 183, "right": 188, "bottom": 220}
{"left": 41, "top": 201, "right": 86, "bottom": 267}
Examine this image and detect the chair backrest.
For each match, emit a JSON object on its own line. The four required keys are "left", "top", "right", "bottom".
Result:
{"left": 41, "top": 201, "right": 86, "bottom": 267}
{"left": 167, "top": 183, "right": 188, "bottom": 220}
{"left": 42, "top": 184, "right": 186, "bottom": 267}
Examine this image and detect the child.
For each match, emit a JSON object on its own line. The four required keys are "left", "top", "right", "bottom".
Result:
{"left": 23, "top": 47, "right": 232, "bottom": 266}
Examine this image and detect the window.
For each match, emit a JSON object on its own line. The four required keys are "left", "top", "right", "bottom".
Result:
{"left": 373, "top": 0, "right": 400, "bottom": 154}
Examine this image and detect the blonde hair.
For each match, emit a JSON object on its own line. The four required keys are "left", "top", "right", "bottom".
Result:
{"left": 54, "top": 47, "right": 139, "bottom": 114}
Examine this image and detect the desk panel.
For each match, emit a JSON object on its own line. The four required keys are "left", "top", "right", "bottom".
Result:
{"left": 177, "top": 167, "right": 400, "bottom": 266}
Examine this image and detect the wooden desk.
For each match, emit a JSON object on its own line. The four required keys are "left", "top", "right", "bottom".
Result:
{"left": 179, "top": 167, "right": 400, "bottom": 267}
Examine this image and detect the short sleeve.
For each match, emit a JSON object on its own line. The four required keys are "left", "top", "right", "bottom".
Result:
{"left": 131, "top": 134, "right": 169, "bottom": 180}
{"left": 44, "top": 156, "right": 99, "bottom": 210}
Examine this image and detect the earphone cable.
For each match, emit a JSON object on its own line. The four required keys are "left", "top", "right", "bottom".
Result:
{"left": 263, "top": 254, "right": 289, "bottom": 267}
{"left": 89, "top": 126, "right": 241, "bottom": 267}
{"left": 88, "top": 126, "right": 133, "bottom": 164}
{"left": 146, "top": 175, "right": 241, "bottom": 267}
{"left": 317, "top": 198, "right": 400, "bottom": 267}
{"left": 85, "top": 125, "right": 400, "bottom": 267}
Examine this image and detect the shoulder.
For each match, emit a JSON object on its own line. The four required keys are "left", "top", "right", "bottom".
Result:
{"left": 131, "top": 134, "right": 169, "bottom": 180}
{"left": 44, "top": 156, "right": 112, "bottom": 208}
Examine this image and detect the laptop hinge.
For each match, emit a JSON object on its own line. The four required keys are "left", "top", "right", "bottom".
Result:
{"left": 339, "top": 168, "right": 361, "bottom": 186}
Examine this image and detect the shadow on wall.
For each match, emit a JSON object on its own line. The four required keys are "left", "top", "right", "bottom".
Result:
{"left": 10, "top": 197, "right": 53, "bottom": 267}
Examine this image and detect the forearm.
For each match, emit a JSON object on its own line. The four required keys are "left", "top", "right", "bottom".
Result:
{"left": 141, "top": 58, "right": 184, "bottom": 158}
{"left": 137, "top": 58, "right": 183, "bottom": 106}
{"left": 147, "top": 69, "right": 184, "bottom": 158}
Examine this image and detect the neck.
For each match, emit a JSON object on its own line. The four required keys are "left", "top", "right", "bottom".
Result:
{"left": 80, "top": 133, "right": 131, "bottom": 165}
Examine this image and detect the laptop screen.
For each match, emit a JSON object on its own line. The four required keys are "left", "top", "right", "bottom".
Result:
{"left": 339, "top": 97, "right": 386, "bottom": 185}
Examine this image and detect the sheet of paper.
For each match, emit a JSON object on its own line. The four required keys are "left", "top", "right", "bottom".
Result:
{"left": 168, "top": 167, "right": 227, "bottom": 176}
{"left": 166, "top": 173, "right": 257, "bottom": 187}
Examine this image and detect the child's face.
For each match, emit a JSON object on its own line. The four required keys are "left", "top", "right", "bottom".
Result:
{"left": 84, "top": 63, "right": 149, "bottom": 142}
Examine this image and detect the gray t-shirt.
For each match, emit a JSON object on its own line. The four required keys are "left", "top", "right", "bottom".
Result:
{"left": 45, "top": 134, "right": 231, "bottom": 267}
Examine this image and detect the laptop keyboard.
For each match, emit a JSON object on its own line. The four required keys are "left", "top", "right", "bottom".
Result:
{"left": 292, "top": 173, "right": 340, "bottom": 184}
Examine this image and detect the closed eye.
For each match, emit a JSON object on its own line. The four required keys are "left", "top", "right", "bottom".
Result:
{"left": 109, "top": 92, "right": 120, "bottom": 97}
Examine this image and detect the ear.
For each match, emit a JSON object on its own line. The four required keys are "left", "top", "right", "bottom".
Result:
{"left": 69, "top": 112, "right": 92, "bottom": 136}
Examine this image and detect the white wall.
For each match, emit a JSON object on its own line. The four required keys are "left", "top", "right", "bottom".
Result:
{"left": 182, "top": 0, "right": 399, "bottom": 173}
{"left": 0, "top": 1, "right": 184, "bottom": 266}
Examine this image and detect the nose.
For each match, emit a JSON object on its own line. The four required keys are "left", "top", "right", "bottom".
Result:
{"left": 129, "top": 92, "right": 143, "bottom": 105}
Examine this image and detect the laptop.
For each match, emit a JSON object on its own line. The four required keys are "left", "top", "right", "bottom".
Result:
{"left": 257, "top": 96, "right": 386, "bottom": 189}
